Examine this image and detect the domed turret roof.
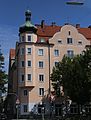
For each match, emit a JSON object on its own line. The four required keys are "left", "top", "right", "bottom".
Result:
{"left": 19, "top": 10, "right": 37, "bottom": 34}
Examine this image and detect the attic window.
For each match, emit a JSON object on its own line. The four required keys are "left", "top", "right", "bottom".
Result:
{"left": 78, "top": 41, "right": 82, "bottom": 45}
{"left": 58, "top": 40, "right": 62, "bottom": 44}
{"left": 68, "top": 31, "right": 71, "bottom": 35}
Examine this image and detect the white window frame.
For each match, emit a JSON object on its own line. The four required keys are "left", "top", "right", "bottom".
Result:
{"left": 21, "top": 35, "right": 25, "bottom": 42}
{"left": 27, "top": 60, "right": 31, "bottom": 67}
{"left": 21, "top": 48, "right": 24, "bottom": 55}
{"left": 39, "top": 74, "right": 44, "bottom": 82}
{"left": 39, "top": 88, "right": 44, "bottom": 96}
{"left": 67, "top": 50, "right": 74, "bottom": 58}
{"left": 27, "top": 35, "right": 31, "bottom": 42}
{"left": 38, "top": 61, "right": 44, "bottom": 68}
{"left": 27, "top": 48, "right": 31, "bottom": 54}
{"left": 38, "top": 49, "right": 44, "bottom": 56}
{"left": 67, "top": 38, "right": 73, "bottom": 44}
{"left": 27, "top": 74, "right": 32, "bottom": 81}
{"left": 54, "top": 49, "right": 59, "bottom": 56}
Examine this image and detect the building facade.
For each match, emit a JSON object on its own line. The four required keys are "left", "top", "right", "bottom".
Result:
{"left": 8, "top": 10, "right": 91, "bottom": 116}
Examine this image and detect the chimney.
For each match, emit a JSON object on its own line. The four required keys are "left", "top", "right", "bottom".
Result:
{"left": 51, "top": 22, "right": 56, "bottom": 26}
{"left": 76, "top": 24, "right": 80, "bottom": 28}
{"left": 41, "top": 20, "right": 45, "bottom": 28}
{"left": 88, "top": 25, "right": 91, "bottom": 29}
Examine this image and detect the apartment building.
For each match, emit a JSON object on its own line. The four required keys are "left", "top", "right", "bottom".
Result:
{"left": 8, "top": 10, "right": 91, "bottom": 116}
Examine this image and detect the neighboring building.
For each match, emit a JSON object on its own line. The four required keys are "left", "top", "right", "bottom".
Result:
{"left": 8, "top": 10, "right": 91, "bottom": 116}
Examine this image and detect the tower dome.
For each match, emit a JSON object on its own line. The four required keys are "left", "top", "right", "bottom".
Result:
{"left": 19, "top": 10, "right": 37, "bottom": 34}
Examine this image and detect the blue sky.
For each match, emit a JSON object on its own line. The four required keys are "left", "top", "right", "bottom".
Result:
{"left": 0, "top": 0, "right": 91, "bottom": 72}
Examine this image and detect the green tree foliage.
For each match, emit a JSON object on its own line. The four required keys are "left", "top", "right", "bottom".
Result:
{"left": 51, "top": 47, "right": 91, "bottom": 104}
{"left": 0, "top": 48, "right": 7, "bottom": 94}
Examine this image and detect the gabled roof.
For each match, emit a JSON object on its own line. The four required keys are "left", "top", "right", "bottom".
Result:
{"left": 36, "top": 24, "right": 91, "bottom": 40}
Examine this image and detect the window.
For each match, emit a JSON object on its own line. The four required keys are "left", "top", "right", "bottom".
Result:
{"left": 39, "top": 88, "right": 44, "bottom": 96}
{"left": 21, "top": 74, "right": 24, "bottom": 81}
{"left": 58, "top": 40, "right": 62, "bottom": 44}
{"left": 78, "top": 41, "right": 82, "bottom": 45}
{"left": 24, "top": 90, "right": 28, "bottom": 96}
{"left": 21, "top": 61, "right": 25, "bottom": 67}
{"left": 28, "top": 35, "right": 31, "bottom": 41}
{"left": 21, "top": 48, "right": 24, "bottom": 55}
{"left": 28, "top": 60, "right": 31, "bottom": 67}
{"left": 67, "top": 38, "right": 73, "bottom": 44}
{"left": 27, "top": 74, "right": 31, "bottom": 81}
{"left": 39, "top": 61, "right": 44, "bottom": 68}
{"left": 54, "top": 49, "right": 59, "bottom": 56}
{"left": 38, "top": 49, "right": 43, "bottom": 56}
{"left": 39, "top": 74, "right": 44, "bottom": 82}
{"left": 68, "top": 31, "right": 71, "bottom": 35}
{"left": 23, "top": 105, "right": 28, "bottom": 112}
{"left": 21, "top": 36, "right": 25, "bottom": 42}
{"left": 27, "top": 48, "right": 31, "bottom": 54}
{"left": 67, "top": 50, "right": 74, "bottom": 58}
{"left": 55, "top": 61, "right": 59, "bottom": 67}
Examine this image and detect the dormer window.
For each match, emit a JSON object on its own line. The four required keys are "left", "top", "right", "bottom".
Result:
{"left": 28, "top": 35, "right": 31, "bottom": 42}
{"left": 67, "top": 38, "right": 73, "bottom": 44}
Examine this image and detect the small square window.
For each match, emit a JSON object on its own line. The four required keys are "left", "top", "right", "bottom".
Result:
{"left": 54, "top": 49, "right": 59, "bottom": 56}
{"left": 67, "top": 38, "right": 73, "bottom": 44}
{"left": 39, "top": 88, "right": 44, "bottom": 96}
{"left": 39, "top": 61, "right": 44, "bottom": 68}
{"left": 38, "top": 49, "right": 43, "bottom": 56}
{"left": 28, "top": 35, "right": 31, "bottom": 41}
{"left": 27, "top": 74, "right": 31, "bottom": 81}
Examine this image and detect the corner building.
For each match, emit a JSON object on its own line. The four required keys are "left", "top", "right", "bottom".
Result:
{"left": 8, "top": 10, "right": 91, "bottom": 116}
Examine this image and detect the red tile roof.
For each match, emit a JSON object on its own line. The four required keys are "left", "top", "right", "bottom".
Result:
{"left": 78, "top": 28, "right": 91, "bottom": 39}
{"left": 9, "top": 24, "right": 91, "bottom": 59}
{"left": 36, "top": 24, "right": 91, "bottom": 40}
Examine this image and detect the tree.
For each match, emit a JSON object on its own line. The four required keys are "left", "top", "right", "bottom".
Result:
{"left": 0, "top": 47, "right": 7, "bottom": 94}
{"left": 51, "top": 47, "right": 91, "bottom": 104}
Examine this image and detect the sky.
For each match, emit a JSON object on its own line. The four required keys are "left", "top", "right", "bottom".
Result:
{"left": 0, "top": 0, "right": 91, "bottom": 72}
